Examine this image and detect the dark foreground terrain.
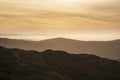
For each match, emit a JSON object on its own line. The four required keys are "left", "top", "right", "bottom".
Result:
{"left": 0, "top": 46, "right": 120, "bottom": 80}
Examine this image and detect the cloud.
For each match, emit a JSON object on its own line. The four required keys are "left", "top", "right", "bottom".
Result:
{"left": 87, "top": 0, "right": 120, "bottom": 22}
{"left": 0, "top": 34, "right": 52, "bottom": 36}
{"left": 0, "top": 0, "right": 120, "bottom": 23}
{"left": 0, "top": 0, "right": 120, "bottom": 30}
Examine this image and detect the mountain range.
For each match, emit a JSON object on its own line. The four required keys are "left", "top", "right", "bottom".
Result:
{"left": 0, "top": 38, "right": 120, "bottom": 60}
{"left": 0, "top": 46, "right": 120, "bottom": 80}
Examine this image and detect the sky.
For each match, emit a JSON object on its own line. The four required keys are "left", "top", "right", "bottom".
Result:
{"left": 0, "top": 0, "right": 120, "bottom": 41}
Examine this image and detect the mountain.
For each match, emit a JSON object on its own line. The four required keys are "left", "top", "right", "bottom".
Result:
{"left": 0, "top": 38, "right": 120, "bottom": 60}
{"left": 0, "top": 46, "right": 120, "bottom": 80}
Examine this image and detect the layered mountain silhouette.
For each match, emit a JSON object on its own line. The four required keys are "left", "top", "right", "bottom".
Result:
{"left": 0, "top": 46, "right": 120, "bottom": 80}
{"left": 0, "top": 38, "right": 120, "bottom": 60}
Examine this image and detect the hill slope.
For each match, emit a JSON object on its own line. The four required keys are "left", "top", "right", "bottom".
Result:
{"left": 0, "top": 38, "right": 120, "bottom": 59}
{"left": 0, "top": 46, "right": 120, "bottom": 80}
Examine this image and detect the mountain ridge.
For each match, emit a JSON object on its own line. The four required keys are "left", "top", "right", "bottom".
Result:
{"left": 0, "top": 46, "right": 120, "bottom": 80}
{"left": 0, "top": 37, "right": 120, "bottom": 60}
{"left": 1, "top": 37, "right": 120, "bottom": 42}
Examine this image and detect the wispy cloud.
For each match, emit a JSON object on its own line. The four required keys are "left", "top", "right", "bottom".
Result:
{"left": 0, "top": 33, "right": 53, "bottom": 36}
{"left": 0, "top": 0, "right": 120, "bottom": 40}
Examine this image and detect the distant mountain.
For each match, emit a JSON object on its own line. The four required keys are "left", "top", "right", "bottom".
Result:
{"left": 0, "top": 46, "right": 120, "bottom": 80}
{"left": 0, "top": 38, "right": 120, "bottom": 60}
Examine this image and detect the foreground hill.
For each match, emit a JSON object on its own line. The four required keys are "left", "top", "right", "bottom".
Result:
{"left": 0, "top": 46, "right": 120, "bottom": 80}
{"left": 0, "top": 38, "right": 120, "bottom": 60}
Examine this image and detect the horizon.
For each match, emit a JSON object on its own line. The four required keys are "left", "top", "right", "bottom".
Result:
{"left": 0, "top": 36, "right": 120, "bottom": 41}
{"left": 0, "top": 0, "right": 120, "bottom": 40}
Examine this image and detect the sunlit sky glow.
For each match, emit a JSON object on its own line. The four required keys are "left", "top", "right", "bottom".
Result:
{"left": 0, "top": 0, "right": 120, "bottom": 41}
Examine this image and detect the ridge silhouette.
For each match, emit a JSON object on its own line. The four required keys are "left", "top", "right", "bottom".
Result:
{"left": 0, "top": 38, "right": 120, "bottom": 60}
{"left": 0, "top": 46, "right": 120, "bottom": 80}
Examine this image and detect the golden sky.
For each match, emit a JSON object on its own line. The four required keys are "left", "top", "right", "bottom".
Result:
{"left": 0, "top": 0, "right": 120, "bottom": 40}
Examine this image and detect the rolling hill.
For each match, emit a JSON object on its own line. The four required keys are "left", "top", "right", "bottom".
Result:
{"left": 0, "top": 38, "right": 120, "bottom": 60}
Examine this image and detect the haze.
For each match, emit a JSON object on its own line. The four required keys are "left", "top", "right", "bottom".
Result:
{"left": 0, "top": 0, "right": 120, "bottom": 41}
